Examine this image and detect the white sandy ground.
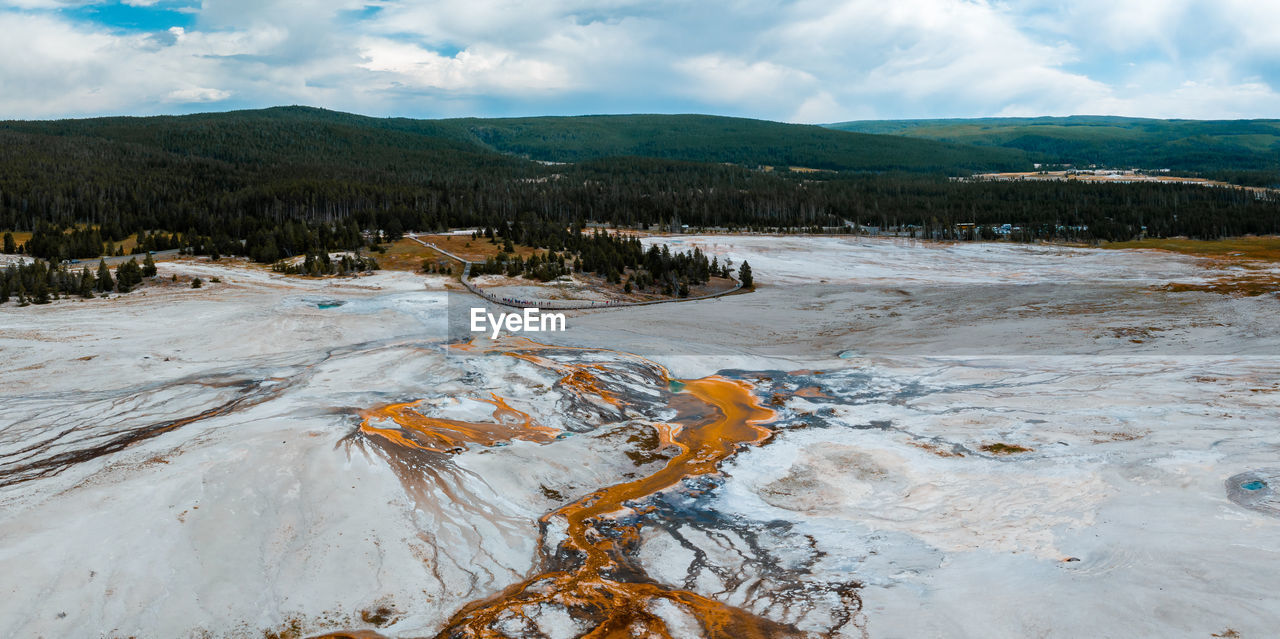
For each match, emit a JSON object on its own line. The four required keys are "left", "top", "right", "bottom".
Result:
{"left": 0, "top": 239, "right": 1278, "bottom": 638}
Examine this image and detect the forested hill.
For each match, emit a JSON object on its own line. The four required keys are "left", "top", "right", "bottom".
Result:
{"left": 2, "top": 106, "right": 1279, "bottom": 266}
{"left": 825, "top": 116, "right": 1280, "bottom": 185}
{"left": 0, "top": 107, "right": 522, "bottom": 172}
{"left": 442, "top": 113, "right": 1031, "bottom": 171}
{"left": 1, "top": 106, "right": 1031, "bottom": 174}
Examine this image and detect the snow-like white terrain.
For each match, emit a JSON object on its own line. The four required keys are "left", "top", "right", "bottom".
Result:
{"left": 1, "top": 238, "right": 1277, "bottom": 638}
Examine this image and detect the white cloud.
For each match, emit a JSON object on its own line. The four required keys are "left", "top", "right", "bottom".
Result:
{"left": 165, "top": 86, "right": 232, "bottom": 103}
{"left": 0, "top": 11, "right": 263, "bottom": 117}
{"left": 676, "top": 56, "right": 816, "bottom": 105}
{"left": 1078, "top": 78, "right": 1280, "bottom": 120}
{"left": 0, "top": 0, "right": 1275, "bottom": 120}
{"left": 357, "top": 39, "right": 574, "bottom": 92}
{"left": 751, "top": 0, "right": 1113, "bottom": 119}
{"left": 790, "top": 90, "right": 847, "bottom": 123}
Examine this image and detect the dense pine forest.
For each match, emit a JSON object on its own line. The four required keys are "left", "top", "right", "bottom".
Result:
{"left": 1, "top": 106, "right": 1279, "bottom": 268}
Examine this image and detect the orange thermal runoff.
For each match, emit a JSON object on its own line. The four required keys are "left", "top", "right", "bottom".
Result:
{"left": 358, "top": 393, "right": 557, "bottom": 454}
{"left": 436, "top": 375, "right": 793, "bottom": 638}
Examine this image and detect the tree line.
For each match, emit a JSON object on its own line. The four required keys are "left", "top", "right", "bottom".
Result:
{"left": 1, "top": 255, "right": 156, "bottom": 305}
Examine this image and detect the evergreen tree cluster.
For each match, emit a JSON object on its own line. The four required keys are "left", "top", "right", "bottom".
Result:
{"left": 271, "top": 251, "right": 380, "bottom": 276}
{"left": 1, "top": 257, "right": 156, "bottom": 305}
{"left": 471, "top": 226, "right": 733, "bottom": 297}
{"left": 22, "top": 223, "right": 110, "bottom": 260}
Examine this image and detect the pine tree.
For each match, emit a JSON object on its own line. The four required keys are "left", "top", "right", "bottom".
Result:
{"left": 2, "top": 232, "right": 14, "bottom": 254}
{"left": 142, "top": 253, "right": 157, "bottom": 277}
{"left": 96, "top": 258, "right": 114, "bottom": 293}
{"left": 738, "top": 261, "right": 753, "bottom": 289}
{"left": 79, "top": 268, "right": 95, "bottom": 298}
{"left": 32, "top": 274, "right": 50, "bottom": 304}
{"left": 115, "top": 258, "right": 142, "bottom": 292}
{"left": 385, "top": 219, "right": 403, "bottom": 240}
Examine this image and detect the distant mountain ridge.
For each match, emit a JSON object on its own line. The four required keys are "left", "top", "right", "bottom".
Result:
{"left": 825, "top": 115, "right": 1280, "bottom": 184}
{"left": 0, "top": 106, "right": 1032, "bottom": 174}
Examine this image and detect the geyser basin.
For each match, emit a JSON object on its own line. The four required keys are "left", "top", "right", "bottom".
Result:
{"left": 1226, "top": 470, "right": 1280, "bottom": 516}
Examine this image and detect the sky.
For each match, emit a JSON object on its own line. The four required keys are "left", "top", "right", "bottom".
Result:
{"left": 0, "top": 0, "right": 1278, "bottom": 122}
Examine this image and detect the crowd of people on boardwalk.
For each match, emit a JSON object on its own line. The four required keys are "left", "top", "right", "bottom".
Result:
{"left": 473, "top": 285, "right": 623, "bottom": 309}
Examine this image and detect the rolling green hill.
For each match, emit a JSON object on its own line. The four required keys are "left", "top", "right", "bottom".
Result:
{"left": 1, "top": 106, "right": 1032, "bottom": 174}
{"left": 2, "top": 107, "right": 1277, "bottom": 258}
{"left": 442, "top": 113, "right": 1031, "bottom": 171}
{"left": 825, "top": 116, "right": 1280, "bottom": 184}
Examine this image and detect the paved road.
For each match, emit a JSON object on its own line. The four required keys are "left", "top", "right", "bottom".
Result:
{"left": 406, "top": 235, "right": 742, "bottom": 310}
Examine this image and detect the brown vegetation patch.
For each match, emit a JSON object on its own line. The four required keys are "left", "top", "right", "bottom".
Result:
{"left": 1109, "top": 236, "right": 1280, "bottom": 297}
{"left": 623, "top": 424, "right": 675, "bottom": 467}
{"left": 1106, "top": 236, "right": 1280, "bottom": 262}
{"left": 263, "top": 617, "right": 305, "bottom": 639}
{"left": 1161, "top": 278, "right": 1280, "bottom": 297}
{"left": 415, "top": 233, "right": 542, "bottom": 262}
{"left": 1, "top": 230, "right": 33, "bottom": 246}
{"left": 369, "top": 238, "right": 460, "bottom": 273}
{"left": 3, "top": 227, "right": 142, "bottom": 255}
{"left": 358, "top": 605, "right": 400, "bottom": 627}
{"left": 907, "top": 440, "right": 964, "bottom": 457}
{"left": 981, "top": 442, "right": 1033, "bottom": 455}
